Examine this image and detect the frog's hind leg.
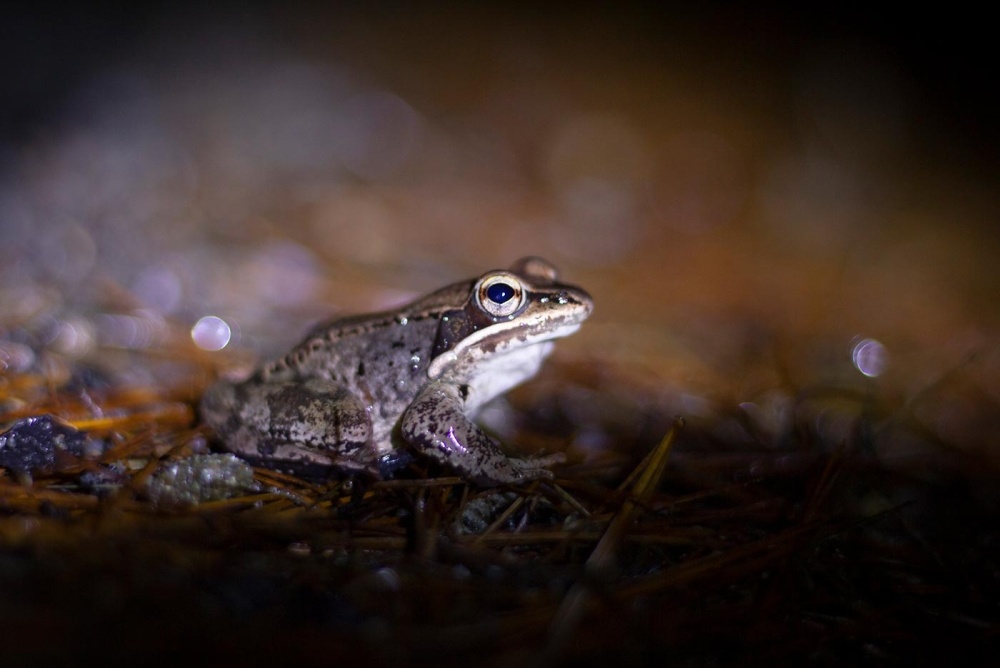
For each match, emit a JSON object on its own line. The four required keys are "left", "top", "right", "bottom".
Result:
{"left": 201, "top": 378, "right": 375, "bottom": 475}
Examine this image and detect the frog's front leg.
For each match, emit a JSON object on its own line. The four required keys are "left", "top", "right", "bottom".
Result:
{"left": 200, "top": 378, "right": 376, "bottom": 475}
{"left": 400, "top": 381, "right": 565, "bottom": 486}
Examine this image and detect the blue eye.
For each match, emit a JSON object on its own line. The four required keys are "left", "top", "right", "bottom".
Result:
{"left": 478, "top": 275, "right": 524, "bottom": 317}
{"left": 486, "top": 282, "right": 515, "bottom": 304}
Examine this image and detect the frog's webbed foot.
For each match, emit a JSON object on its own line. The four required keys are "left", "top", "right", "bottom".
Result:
{"left": 201, "top": 378, "right": 375, "bottom": 475}
{"left": 400, "top": 382, "right": 565, "bottom": 486}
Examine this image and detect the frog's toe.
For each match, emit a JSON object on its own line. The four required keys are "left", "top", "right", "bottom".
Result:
{"left": 473, "top": 452, "right": 565, "bottom": 486}
{"left": 527, "top": 452, "right": 567, "bottom": 468}
{"left": 519, "top": 466, "right": 556, "bottom": 481}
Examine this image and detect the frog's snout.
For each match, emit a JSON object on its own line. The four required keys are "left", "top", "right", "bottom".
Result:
{"left": 556, "top": 287, "right": 593, "bottom": 320}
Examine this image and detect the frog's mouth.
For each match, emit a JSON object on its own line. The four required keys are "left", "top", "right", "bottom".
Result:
{"left": 426, "top": 303, "right": 589, "bottom": 381}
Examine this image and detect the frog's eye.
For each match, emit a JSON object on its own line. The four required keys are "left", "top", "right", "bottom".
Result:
{"left": 477, "top": 274, "right": 525, "bottom": 318}
{"left": 486, "top": 282, "right": 515, "bottom": 304}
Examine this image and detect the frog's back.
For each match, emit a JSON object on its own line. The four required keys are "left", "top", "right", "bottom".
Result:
{"left": 258, "top": 311, "right": 437, "bottom": 416}
{"left": 259, "top": 281, "right": 472, "bottom": 385}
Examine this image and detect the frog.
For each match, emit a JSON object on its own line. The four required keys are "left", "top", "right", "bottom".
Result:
{"left": 199, "top": 257, "right": 593, "bottom": 486}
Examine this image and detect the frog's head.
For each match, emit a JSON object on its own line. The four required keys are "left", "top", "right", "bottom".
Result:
{"left": 427, "top": 257, "right": 593, "bottom": 386}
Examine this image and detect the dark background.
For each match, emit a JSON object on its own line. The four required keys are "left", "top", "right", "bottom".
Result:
{"left": 3, "top": 4, "right": 996, "bottom": 174}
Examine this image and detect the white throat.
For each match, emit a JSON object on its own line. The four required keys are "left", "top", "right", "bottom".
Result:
{"left": 461, "top": 341, "right": 555, "bottom": 415}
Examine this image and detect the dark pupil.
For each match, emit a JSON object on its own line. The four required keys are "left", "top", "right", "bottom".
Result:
{"left": 486, "top": 282, "right": 514, "bottom": 304}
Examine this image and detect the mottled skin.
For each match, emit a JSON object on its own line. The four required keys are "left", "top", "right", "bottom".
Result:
{"left": 200, "top": 257, "right": 593, "bottom": 485}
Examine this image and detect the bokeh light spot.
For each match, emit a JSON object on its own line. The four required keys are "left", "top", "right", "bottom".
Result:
{"left": 192, "top": 316, "right": 232, "bottom": 351}
{"left": 851, "top": 338, "right": 888, "bottom": 377}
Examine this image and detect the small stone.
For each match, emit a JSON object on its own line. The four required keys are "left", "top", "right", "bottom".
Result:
{"left": 0, "top": 415, "right": 96, "bottom": 473}
{"left": 145, "top": 454, "right": 260, "bottom": 506}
